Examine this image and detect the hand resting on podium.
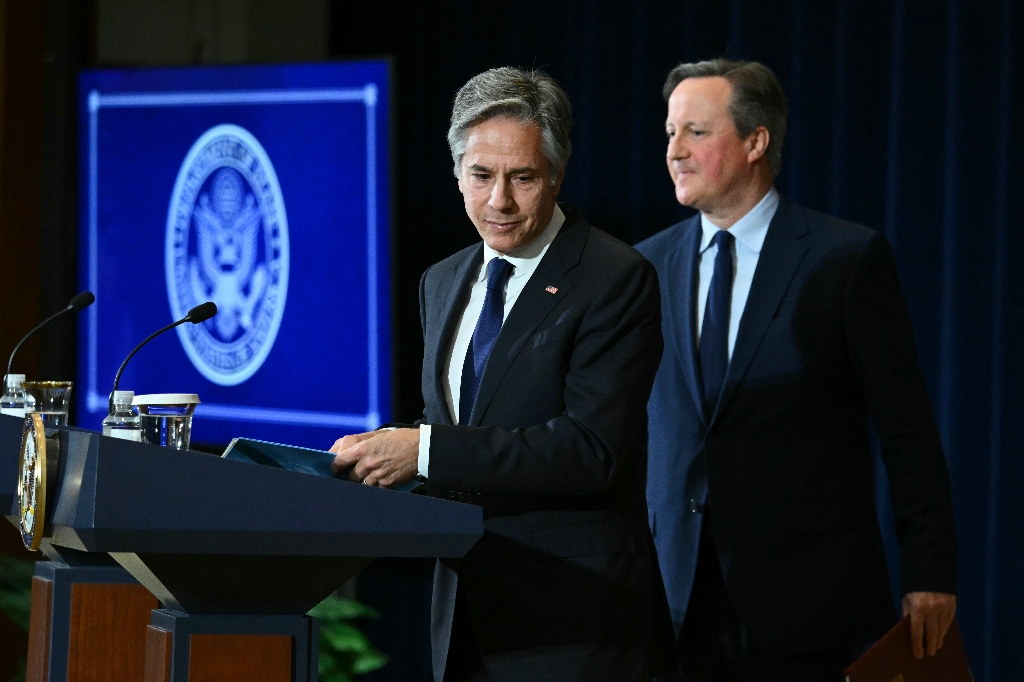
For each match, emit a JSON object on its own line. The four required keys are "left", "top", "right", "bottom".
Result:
{"left": 330, "top": 428, "right": 419, "bottom": 488}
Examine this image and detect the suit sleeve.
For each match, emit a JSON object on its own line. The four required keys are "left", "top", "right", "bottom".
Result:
{"left": 844, "top": 232, "right": 958, "bottom": 595}
{"left": 424, "top": 258, "right": 663, "bottom": 497}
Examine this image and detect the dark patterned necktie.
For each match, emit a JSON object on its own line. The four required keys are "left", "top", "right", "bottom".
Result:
{"left": 459, "top": 258, "right": 514, "bottom": 425}
{"left": 700, "top": 230, "right": 735, "bottom": 419}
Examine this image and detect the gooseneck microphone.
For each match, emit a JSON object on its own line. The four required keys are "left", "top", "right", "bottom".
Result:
{"left": 111, "top": 302, "right": 218, "bottom": 398}
{"left": 6, "top": 291, "right": 96, "bottom": 375}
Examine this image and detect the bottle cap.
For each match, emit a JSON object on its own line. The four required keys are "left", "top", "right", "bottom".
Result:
{"left": 4, "top": 374, "right": 25, "bottom": 390}
{"left": 112, "top": 390, "right": 134, "bottom": 404}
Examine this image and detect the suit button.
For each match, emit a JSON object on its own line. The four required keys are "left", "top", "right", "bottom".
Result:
{"left": 689, "top": 498, "right": 704, "bottom": 513}
{"left": 445, "top": 491, "right": 455, "bottom": 499}
{"left": 456, "top": 491, "right": 466, "bottom": 500}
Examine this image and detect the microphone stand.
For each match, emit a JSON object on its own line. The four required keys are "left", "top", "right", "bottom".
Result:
{"left": 108, "top": 302, "right": 217, "bottom": 414}
{"left": 6, "top": 292, "right": 95, "bottom": 376}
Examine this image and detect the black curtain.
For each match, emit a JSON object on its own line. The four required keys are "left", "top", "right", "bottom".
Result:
{"left": 328, "top": 1, "right": 1022, "bottom": 680}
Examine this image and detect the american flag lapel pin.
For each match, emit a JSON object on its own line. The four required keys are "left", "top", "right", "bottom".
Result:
{"left": 545, "top": 286, "right": 559, "bottom": 295}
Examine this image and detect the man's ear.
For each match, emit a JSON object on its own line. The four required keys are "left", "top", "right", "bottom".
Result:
{"left": 746, "top": 126, "right": 770, "bottom": 164}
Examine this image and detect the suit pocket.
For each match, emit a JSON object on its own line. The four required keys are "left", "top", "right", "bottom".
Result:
{"left": 527, "top": 521, "right": 636, "bottom": 558}
{"left": 530, "top": 321, "right": 574, "bottom": 350}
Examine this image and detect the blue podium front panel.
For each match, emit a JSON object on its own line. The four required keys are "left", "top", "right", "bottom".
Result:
{"left": 77, "top": 62, "right": 392, "bottom": 449}
{"left": 47, "top": 430, "right": 483, "bottom": 614}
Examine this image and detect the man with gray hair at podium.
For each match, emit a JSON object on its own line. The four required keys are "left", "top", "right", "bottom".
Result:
{"left": 330, "top": 66, "right": 676, "bottom": 682}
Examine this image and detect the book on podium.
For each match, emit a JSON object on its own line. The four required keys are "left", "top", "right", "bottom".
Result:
{"left": 222, "top": 436, "right": 425, "bottom": 493}
{"left": 844, "top": 615, "right": 973, "bottom": 682}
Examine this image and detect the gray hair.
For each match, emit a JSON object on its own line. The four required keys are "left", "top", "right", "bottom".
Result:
{"left": 663, "top": 59, "right": 788, "bottom": 177}
{"left": 448, "top": 67, "right": 573, "bottom": 182}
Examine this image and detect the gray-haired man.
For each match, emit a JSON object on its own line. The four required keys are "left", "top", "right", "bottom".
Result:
{"left": 331, "top": 67, "right": 676, "bottom": 681}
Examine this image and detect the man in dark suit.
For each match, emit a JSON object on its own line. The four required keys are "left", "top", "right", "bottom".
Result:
{"left": 331, "top": 67, "right": 674, "bottom": 682}
{"left": 636, "top": 59, "right": 959, "bottom": 681}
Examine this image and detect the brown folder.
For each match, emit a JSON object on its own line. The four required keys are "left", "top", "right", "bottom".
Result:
{"left": 845, "top": 616, "right": 973, "bottom": 682}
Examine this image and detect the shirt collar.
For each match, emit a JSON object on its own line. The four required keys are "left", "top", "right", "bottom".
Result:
{"left": 479, "top": 204, "right": 565, "bottom": 280}
{"left": 699, "top": 186, "right": 779, "bottom": 254}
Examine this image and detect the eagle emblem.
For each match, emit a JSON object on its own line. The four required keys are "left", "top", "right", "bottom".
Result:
{"left": 190, "top": 168, "right": 269, "bottom": 341}
{"left": 165, "top": 124, "right": 290, "bottom": 386}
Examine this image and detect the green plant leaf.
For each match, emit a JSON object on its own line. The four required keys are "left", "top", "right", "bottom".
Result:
{"left": 309, "top": 596, "right": 380, "bottom": 621}
{"left": 351, "top": 649, "right": 389, "bottom": 674}
{"left": 0, "top": 557, "right": 33, "bottom": 632}
{"left": 308, "top": 593, "right": 388, "bottom": 679}
{"left": 320, "top": 621, "right": 372, "bottom": 652}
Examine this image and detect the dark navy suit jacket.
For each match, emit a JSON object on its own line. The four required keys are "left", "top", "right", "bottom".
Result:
{"left": 636, "top": 198, "right": 958, "bottom": 654}
{"left": 418, "top": 205, "right": 675, "bottom": 681}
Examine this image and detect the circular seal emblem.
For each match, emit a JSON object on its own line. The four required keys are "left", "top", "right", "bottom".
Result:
{"left": 18, "top": 413, "right": 47, "bottom": 551}
{"left": 166, "top": 124, "right": 289, "bottom": 386}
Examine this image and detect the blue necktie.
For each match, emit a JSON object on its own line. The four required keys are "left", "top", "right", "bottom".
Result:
{"left": 700, "top": 230, "right": 735, "bottom": 419}
{"left": 459, "top": 258, "right": 514, "bottom": 425}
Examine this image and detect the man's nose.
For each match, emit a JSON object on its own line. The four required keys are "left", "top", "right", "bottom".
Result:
{"left": 667, "top": 134, "right": 689, "bottom": 160}
{"left": 489, "top": 180, "right": 515, "bottom": 211}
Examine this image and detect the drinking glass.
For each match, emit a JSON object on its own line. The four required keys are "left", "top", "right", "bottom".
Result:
{"left": 22, "top": 381, "right": 73, "bottom": 428}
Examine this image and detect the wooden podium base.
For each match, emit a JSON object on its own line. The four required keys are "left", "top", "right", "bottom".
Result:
{"left": 26, "top": 556, "right": 157, "bottom": 682}
{"left": 144, "top": 610, "right": 318, "bottom": 682}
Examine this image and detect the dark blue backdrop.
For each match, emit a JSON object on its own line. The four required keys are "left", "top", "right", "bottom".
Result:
{"left": 329, "top": 1, "right": 1023, "bottom": 680}
{"left": 76, "top": 61, "right": 392, "bottom": 449}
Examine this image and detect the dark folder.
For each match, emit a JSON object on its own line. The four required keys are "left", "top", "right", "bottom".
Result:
{"left": 845, "top": 616, "right": 973, "bottom": 682}
{"left": 222, "top": 437, "right": 425, "bottom": 493}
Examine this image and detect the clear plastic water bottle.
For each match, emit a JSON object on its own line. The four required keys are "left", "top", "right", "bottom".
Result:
{"left": 0, "top": 374, "right": 27, "bottom": 418}
{"left": 102, "top": 390, "right": 142, "bottom": 441}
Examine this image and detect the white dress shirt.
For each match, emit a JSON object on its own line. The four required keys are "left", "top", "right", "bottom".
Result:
{"left": 696, "top": 187, "right": 779, "bottom": 358}
{"left": 417, "top": 205, "right": 566, "bottom": 476}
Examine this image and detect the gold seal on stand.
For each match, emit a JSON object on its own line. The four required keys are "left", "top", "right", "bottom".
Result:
{"left": 18, "top": 412, "right": 47, "bottom": 551}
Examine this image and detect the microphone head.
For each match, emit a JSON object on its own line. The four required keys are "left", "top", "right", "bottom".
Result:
{"left": 68, "top": 291, "right": 95, "bottom": 312}
{"left": 187, "top": 301, "right": 217, "bottom": 324}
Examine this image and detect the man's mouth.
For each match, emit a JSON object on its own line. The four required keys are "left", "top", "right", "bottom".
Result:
{"left": 485, "top": 220, "right": 522, "bottom": 231}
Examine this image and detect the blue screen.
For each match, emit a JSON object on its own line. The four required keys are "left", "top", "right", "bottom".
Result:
{"left": 77, "top": 61, "right": 392, "bottom": 449}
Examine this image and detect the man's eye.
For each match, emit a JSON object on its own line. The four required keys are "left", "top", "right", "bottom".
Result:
{"left": 666, "top": 130, "right": 675, "bottom": 139}
{"left": 472, "top": 173, "right": 489, "bottom": 181}
{"left": 514, "top": 175, "right": 533, "bottom": 183}
{"left": 691, "top": 130, "right": 705, "bottom": 137}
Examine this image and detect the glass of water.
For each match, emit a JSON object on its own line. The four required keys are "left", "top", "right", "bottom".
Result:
{"left": 133, "top": 394, "right": 200, "bottom": 450}
{"left": 22, "top": 381, "right": 73, "bottom": 428}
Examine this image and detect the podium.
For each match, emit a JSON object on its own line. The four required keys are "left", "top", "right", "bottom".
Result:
{"left": 2, "top": 415, "right": 484, "bottom": 681}
{"left": 2, "top": 414, "right": 157, "bottom": 682}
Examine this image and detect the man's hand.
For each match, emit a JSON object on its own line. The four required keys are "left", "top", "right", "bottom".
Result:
{"left": 902, "top": 591, "right": 957, "bottom": 659}
{"left": 329, "top": 428, "right": 419, "bottom": 488}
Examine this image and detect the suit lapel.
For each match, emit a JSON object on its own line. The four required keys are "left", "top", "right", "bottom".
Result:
{"left": 711, "top": 199, "right": 809, "bottom": 425}
{"left": 427, "top": 244, "right": 482, "bottom": 426}
{"left": 662, "top": 218, "right": 706, "bottom": 426}
{"left": 466, "top": 211, "right": 587, "bottom": 426}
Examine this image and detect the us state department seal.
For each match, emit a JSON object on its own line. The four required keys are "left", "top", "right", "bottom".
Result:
{"left": 165, "top": 124, "right": 289, "bottom": 386}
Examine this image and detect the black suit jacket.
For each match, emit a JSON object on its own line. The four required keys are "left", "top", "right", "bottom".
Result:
{"left": 417, "top": 206, "right": 674, "bottom": 681}
{"left": 636, "top": 198, "right": 958, "bottom": 654}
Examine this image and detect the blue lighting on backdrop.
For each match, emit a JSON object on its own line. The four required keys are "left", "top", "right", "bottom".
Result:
{"left": 77, "top": 61, "right": 392, "bottom": 448}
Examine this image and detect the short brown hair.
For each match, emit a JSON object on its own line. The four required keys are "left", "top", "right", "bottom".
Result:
{"left": 663, "top": 59, "right": 788, "bottom": 177}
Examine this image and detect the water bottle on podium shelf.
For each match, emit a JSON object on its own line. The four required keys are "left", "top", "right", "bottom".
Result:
{"left": 0, "top": 374, "right": 28, "bottom": 417}
{"left": 102, "top": 390, "right": 142, "bottom": 441}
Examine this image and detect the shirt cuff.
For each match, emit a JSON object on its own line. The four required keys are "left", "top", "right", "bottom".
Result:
{"left": 418, "top": 424, "right": 430, "bottom": 478}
